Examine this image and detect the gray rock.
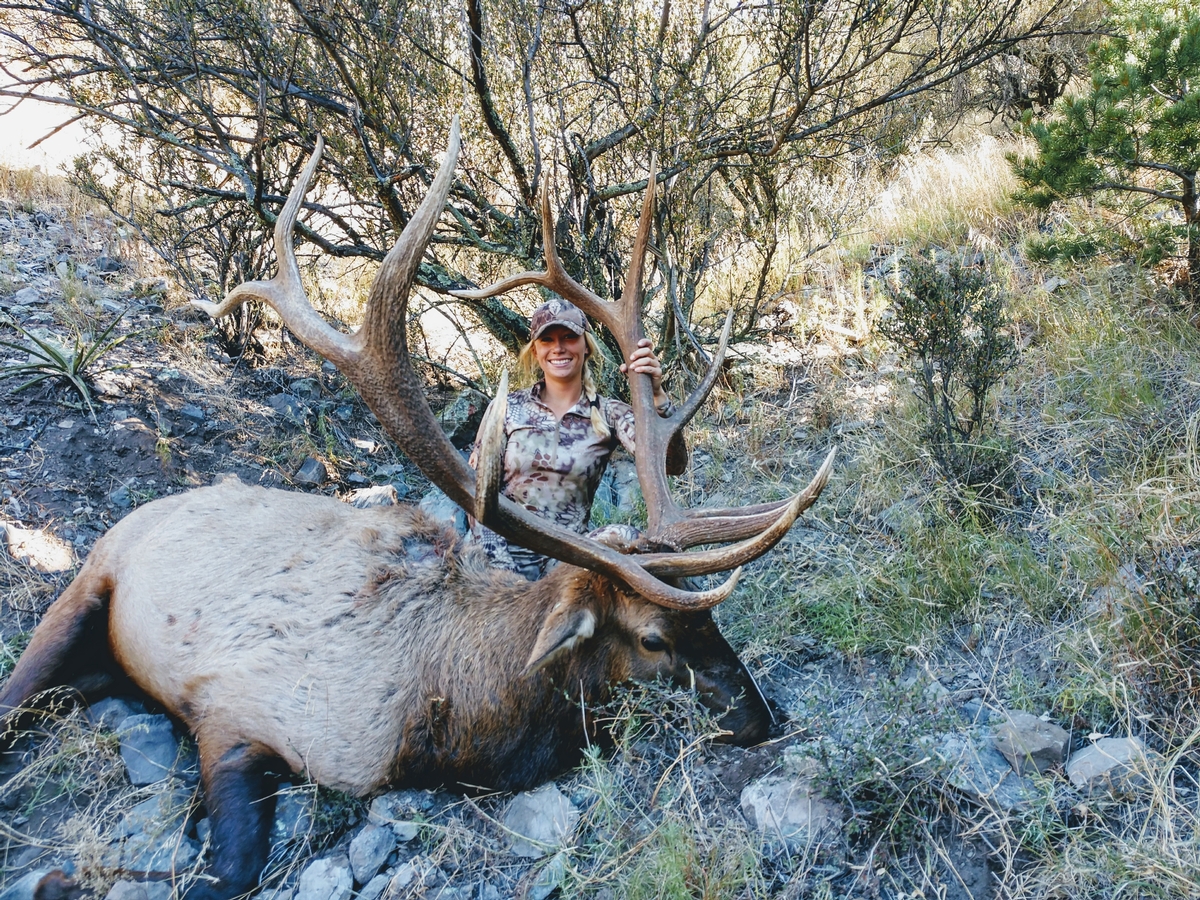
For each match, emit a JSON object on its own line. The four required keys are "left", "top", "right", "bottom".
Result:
{"left": 348, "top": 823, "right": 396, "bottom": 884}
{"left": 272, "top": 786, "right": 316, "bottom": 846}
{"left": 295, "top": 857, "right": 353, "bottom": 900}
{"left": 95, "top": 255, "right": 124, "bottom": 273}
{"left": 108, "top": 485, "right": 133, "bottom": 510}
{"left": 419, "top": 488, "right": 467, "bottom": 535}
{"left": 503, "top": 784, "right": 579, "bottom": 859}
{"left": 936, "top": 732, "right": 1038, "bottom": 810}
{"left": 0, "top": 870, "right": 52, "bottom": 900}
{"left": 1067, "top": 737, "right": 1159, "bottom": 796}
{"left": 179, "top": 404, "right": 205, "bottom": 422}
{"left": 12, "top": 287, "right": 43, "bottom": 306}
{"left": 104, "top": 881, "right": 173, "bottom": 900}
{"left": 438, "top": 388, "right": 490, "bottom": 449}
{"left": 525, "top": 850, "right": 569, "bottom": 900}
{"left": 592, "top": 453, "right": 640, "bottom": 517}
{"left": 116, "top": 714, "right": 186, "bottom": 785}
{"left": 873, "top": 498, "right": 923, "bottom": 535}
{"left": 355, "top": 873, "right": 390, "bottom": 900}
{"left": 294, "top": 457, "right": 328, "bottom": 487}
{"left": 346, "top": 485, "right": 399, "bottom": 509}
{"left": 86, "top": 696, "right": 138, "bottom": 730}
{"left": 993, "top": 711, "right": 1069, "bottom": 775}
{"left": 105, "top": 788, "right": 200, "bottom": 871}
{"left": 368, "top": 791, "right": 424, "bottom": 843}
{"left": 1040, "top": 276, "right": 1070, "bottom": 293}
{"left": 268, "top": 393, "right": 307, "bottom": 422}
{"left": 740, "top": 774, "right": 844, "bottom": 850}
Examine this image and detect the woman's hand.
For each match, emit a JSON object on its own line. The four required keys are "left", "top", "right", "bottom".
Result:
{"left": 620, "top": 338, "right": 671, "bottom": 412}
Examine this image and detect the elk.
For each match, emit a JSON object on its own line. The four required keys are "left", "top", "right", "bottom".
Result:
{"left": 0, "top": 118, "right": 833, "bottom": 900}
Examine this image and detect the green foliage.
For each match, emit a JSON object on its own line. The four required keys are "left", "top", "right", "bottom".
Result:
{"left": 1025, "top": 228, "right": 1109, "bottom": 263}
{"left": 0, "top": 315, "right": 126, "bottom": 420}
{"left": 1012, "top": 0, "right": 1200, "bottom": 301}
{"left": 880, "top": 253, "right": 1017, "bottom": 487}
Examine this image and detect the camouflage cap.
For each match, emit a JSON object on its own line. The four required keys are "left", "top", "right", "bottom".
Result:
{"left": 529, "top": 298, "right": 590, "bottom": 340}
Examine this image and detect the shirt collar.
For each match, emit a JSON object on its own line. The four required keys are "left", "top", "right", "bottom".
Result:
{"left": 530, "top": 380, "right": 593, "bottom": 418}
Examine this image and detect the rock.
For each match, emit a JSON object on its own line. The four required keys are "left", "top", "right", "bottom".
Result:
{"left": 936, "top": 732, "right": 1038, "bottom": 810}
{"left": 115, "top": 714, "right": 188, "bottom": 786}
{"left": 179, "top": 403, "right": 205, "bottom": 422}
{"left": 419, "top": 487, "right": 467, "bottom": 535}
{"left": 740, "top": 774, "right": 844, "bottom": 850}
{"left": 993, "top": 711, "right": 1069, "bottom": 775}
{"left": 348, "top": 823, "right": 396, "bottom": 884}
{"left": 104, "top": 881, "right": 173, "bottom": 900}
{"left": 1040, "top": 275, "right": 1070, "bottom": 293}
{"left": 295, "top": 857, "right": 353, "bottom": 900}
{"left": 133, "top": 277, "right": 169, "bottom": 297}
{"left": 105, "top": 788, "right": 200, "bottom": 871}
{"left": 502, "top": 784, "right": 579, "bottom": 859}
{"left": 346, "top": 485, "right": 399, "bottom": 509}
{"left": 0, "top": 870, "right": 52, "bottom": 900}
{"left": 368, "top": 791, "right": 425, "bottom": 843}
{"left": 294, "top": 457, "right": 328, "bottom": 487}
{"left": 356, "top": 874, "right": 390, "bottom": 900}
{"left": 86, "top": 696, "right": 141, "bottom": 730}
{"left": 12, "top": 286, "right": 43, "bottom": 306}
{"left": 290, "top": 378, "right": 322, "bottom": 399}
{"left": 95, "top": 255, "right": 124, "bottom": 273}
{"left": 108, "top": 485, "right": 133, "bottom": 510}
{"left": 267, "top": 393, "right": 307, "bottom": 423}
{"left": 438, "top": 388, "right": 490, "bottom": 449}
{"left": 272, "top": 786, "right": 316, "bottom": 846}
{"left": 1067, "top": 737, "right": 1160, "bottom": 796}
{"left": 3, "top": 522, "right": 76, "bottom": 573}
{"left": 524, "top": 850, "right": 569, "bottom": 900}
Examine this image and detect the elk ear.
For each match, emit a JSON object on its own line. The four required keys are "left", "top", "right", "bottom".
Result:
{"left": 524, "top": 599, "right": 597, "bottom": 675}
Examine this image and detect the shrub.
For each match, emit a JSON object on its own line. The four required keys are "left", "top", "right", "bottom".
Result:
{"left": 879, "top": 252, "right": 1017, "bottom": 487}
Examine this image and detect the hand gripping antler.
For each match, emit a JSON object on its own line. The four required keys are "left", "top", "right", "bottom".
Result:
{"left": 452, "top": 158, "right": 836, "bottom": 576}
{"left": 197, "top": 118, "right": 774, "bottom": 610}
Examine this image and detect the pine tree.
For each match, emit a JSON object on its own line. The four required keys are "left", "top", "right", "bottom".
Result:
{"left": 1013, "top": 0, "right": 1200, "bottom": 303}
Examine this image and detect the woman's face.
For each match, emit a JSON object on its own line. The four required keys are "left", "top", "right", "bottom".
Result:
{"left": 533, "top": 325, "right": 587, "bottom": 385}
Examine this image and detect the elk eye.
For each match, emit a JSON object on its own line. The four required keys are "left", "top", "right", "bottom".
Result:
{"left": 641, "top": 635, "right": 668, "bottom": 653}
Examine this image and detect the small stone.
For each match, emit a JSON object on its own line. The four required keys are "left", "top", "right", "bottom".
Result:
{"left": 349, "top": 823, "right": 396, "bottom": 884}
{"left": 104, "top": 880, "right": 173, "bottom": 900}
{"left": 95, "top": 255, "right": 124, "bottom": 273}
{"left": 108, "top": 485, "right": 133, "bottom": 509}
{"left": 272, "top": 786, "right": 316, "bottom": 846}
{"left": 367, "top": 791, "right": 423, "bottom": 843}
{"left": 294, "top": 457, "right": 328, "bottom": 487}
{"left": 524, "top": 850, "right": 569, "bottom": 900}
{"left": 418, "top": 488, "right": 466, "bottom": 534}
{"left": 179, "top": 404, "right": 205, "bottom": 422}
{"left": 355, "top": 874, "right": 389, "bottom": 900}
{"left": 502, "top": 784, "right": 580, "bottom": 859}
{"left": 267, "top": 393, "right": 307, "bottom": 422}
{"left": 105, "top": 788, "right": 200, "bottom": 871}
{"left": 115, "top": 714, "right": 184, "bottom": 786}
{"left": 1067, "top": 736, "right": 1160, "bottom": 796}
{"left": 12, "top": 286, "right": 42, "bottom": 306}
{"left": 936, "top": 732, "right": 1038, "bottom": 810}
{"left": 295, "top": 856, "right": 353, "bottom": 900}
{"left": 1040, "top": 276, "right": 1070, "bottom": 293}
{"left": 86, "top": 696, "right": 138, "bottom": 730}
{"left": 346, "top": 485, "right": 399, "bottom": 509}
{"left": 740, "top": 774, "right": 844, "bottom": 851}
{"left": 993, "top": 711, "right": 1069, "bottom": 775}
{"left": 438, "top": 388, "right": 490, "bottom": 449}
{"left": 3, "top": 522, "right": 76, "bottom": 573}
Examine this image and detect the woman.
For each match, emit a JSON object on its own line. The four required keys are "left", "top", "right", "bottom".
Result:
{"left": 469, "top": 297, "right": 687, "bottom": 580}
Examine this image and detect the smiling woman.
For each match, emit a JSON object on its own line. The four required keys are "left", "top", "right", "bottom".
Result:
{"left": 467, "top": 297, "right": 687, "bottom": 580}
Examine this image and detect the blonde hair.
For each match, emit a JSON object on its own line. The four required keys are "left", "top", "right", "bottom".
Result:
{"left": 518, "top": 329, "right": 611, "bottom": 439}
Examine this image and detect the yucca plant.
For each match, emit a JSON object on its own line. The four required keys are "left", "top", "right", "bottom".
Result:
{"left": 0, "top": 314, "right": 126, "bottom": 420}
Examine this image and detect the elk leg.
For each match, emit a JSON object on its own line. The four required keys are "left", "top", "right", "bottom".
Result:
{"left": 0, "top": 571, "right": 112, "bottom": 744}
{"left": 189, "top": 741, "right": 281, "bottom": 900}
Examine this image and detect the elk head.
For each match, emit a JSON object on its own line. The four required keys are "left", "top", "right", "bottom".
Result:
{"left": 195, "top": 115, "right": 833, "bottom": 611}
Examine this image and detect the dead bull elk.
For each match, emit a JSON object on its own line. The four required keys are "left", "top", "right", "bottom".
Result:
{"left": 0, "top": 117, "right": 834, "bottom": 900}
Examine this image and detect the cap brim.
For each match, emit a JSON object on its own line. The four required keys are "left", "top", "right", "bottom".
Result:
{"left": 531, "top": 319, "right": 587, "bottom": 340}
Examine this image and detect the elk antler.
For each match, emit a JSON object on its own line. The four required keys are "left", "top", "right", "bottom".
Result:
{"left": 452, "top": 159, "right": 835, "bottom": 577}
{"left": 198, "top": 118, "right": 782, "bottom": 610}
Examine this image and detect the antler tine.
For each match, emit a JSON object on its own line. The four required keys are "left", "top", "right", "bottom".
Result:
{"left": 192, "top": 136, "right": 359, "bottom": 368}
{"left": 639, "top": 448, "right": 836, "bottom": 575}
{"left": 473, "top": 369, "right": 509, "bottom": 525}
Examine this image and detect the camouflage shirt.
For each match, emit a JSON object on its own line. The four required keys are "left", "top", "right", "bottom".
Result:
{"left": 470, "top": 381, "right": 686, "bottom": 578}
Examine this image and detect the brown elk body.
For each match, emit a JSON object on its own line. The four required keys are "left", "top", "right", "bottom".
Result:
{"left": 0, "top": 119, "right": 832, "bottom": 900}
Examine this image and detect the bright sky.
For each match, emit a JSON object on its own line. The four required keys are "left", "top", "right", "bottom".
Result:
{"left": 0, "top": 99, "right": 90, "bottom": 171}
